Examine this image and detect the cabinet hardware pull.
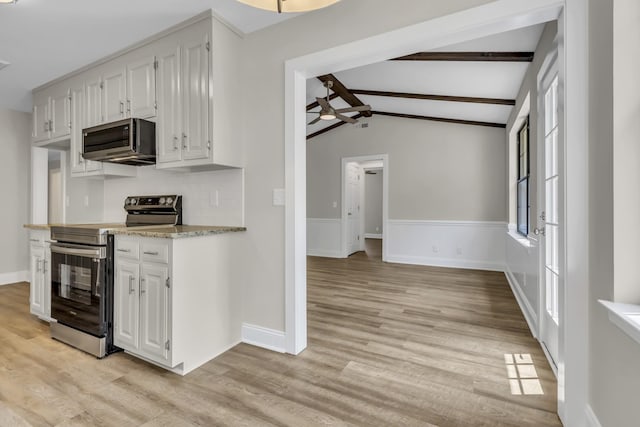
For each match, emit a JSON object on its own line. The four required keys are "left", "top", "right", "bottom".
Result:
{"left": 140, "top": 278, "right": 146, "bottom": 294}
{"left": 143, "top": 251, "right": 159, "bottom": 256}
{"left": 128, "top": 275, "right": 135, "bottom": 294}
{"left": 79, "top": 151, "right": 84, "bottom": 163}
{"left": 182, "top": 133, "right": 187, "bottom": 149}
{"left": 44, "top": 121, "right": 49, "bottom": 132}
{"left": 173, "top": 136, "right": 179, "bottom": 151}
{"left": 120, "top": 101, "right": 124, "bottom": 115}
{"left": 117, "top": 248, "right": 131, "bottom": 253}
{"left": 30, "top": 239, "right": 39, "bottom": 242}
{"left": 49, "top": 120, "right": 53, "bottom": 131}
{"left": 127, "top": 100, "right": 131, "bottom": 113}
{"left": 43, "top": 260, "right": 48, "bottom": 274}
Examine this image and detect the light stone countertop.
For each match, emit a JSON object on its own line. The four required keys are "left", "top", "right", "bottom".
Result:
{"left": 110, "top": 225, "right": 247, "bottom": 239}
{"left": 24, "top": 224, "right": 246, "bottom": 238}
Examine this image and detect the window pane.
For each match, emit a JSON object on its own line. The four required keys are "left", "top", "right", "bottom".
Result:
{"left": 517, "top": 178, "right": 528, "bottom": 235}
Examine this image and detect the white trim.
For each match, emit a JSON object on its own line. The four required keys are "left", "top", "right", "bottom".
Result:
{"left": 504, "top": 267, "right": 539, "bottom": 338}
{"left": 387, "top": 255, "right": 505, "bottom": 272}
{"left": 364, "top": 234, "right": 382, "bottom": 239}
{"left": 241, "top": 323, "right": 286, "bottom": 353}
{"left": 388, "top": 219, "right": 506, "bottom": 228}
{"left": 0, "top": 271, "right": 29, "bottom": 286}
{"left": 285, "top": 0, "right": 567, "bottom": 385}
{"left": 599, "top": 300, "right": 640, "bottom": 346}
{"left": 585, "top": 405, "right": 603, "bottom": 427}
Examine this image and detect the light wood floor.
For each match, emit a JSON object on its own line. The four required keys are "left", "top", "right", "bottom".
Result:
{"left": 0, "top": 247, "right": 560, "bottom": 426}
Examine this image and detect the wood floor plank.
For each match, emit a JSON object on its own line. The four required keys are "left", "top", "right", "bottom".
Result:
{"left": 0, "top": 242, "right": 560, "bottom": 426}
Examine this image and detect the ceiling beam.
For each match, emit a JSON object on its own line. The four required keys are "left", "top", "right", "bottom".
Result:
{"left": 390, "top": 52, "right": 534, "bottom": 62}
{"left": 307, "top": 113, "right": 364, "bottom": 140}
{"left": 372, "top": 111, "right": 505, "bottom": 128}
{"left": 306, "top": 93, "right": 340, "bottom": 111}
{"left": 350, "top": 89, "right": 515, "bottom": 106}
{"left": 316, "top": 74, "right": 372, "bottom": 117}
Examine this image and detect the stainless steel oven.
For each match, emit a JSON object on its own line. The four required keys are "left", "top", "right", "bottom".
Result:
{"left": 49, "top": 228, "right": 117, "bottom": 358}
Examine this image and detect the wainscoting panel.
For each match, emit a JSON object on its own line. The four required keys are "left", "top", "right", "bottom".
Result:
{"left": 385, "top": 220, "right": 506, "bottom": 271}
{"left": 504, "top": 230, "right": 540, "bottom": 335}
{"left": 307, "top": 218, "right": 342, "bottom": 258}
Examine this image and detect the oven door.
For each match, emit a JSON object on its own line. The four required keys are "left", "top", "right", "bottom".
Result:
{"left": 50, "top": 243, "right": 107, "bottom": 337}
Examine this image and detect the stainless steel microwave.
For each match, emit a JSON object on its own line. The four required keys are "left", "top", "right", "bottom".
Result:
{"left": 83, "top": 118, "right": 156, "bottom": 166}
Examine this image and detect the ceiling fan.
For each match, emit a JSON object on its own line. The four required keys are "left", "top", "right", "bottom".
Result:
{"left": 308, "top": 81, "right": 371, "bottom": 125}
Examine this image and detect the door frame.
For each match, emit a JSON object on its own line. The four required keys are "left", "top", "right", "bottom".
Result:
{"left": 537, "top": 49, "right": 561, "bottom": 374}
{"left": 284, "top": 0, "right": 588, "bottom": 423}
{"left": 340, "top": 155, "right": 389, "bottom": 259}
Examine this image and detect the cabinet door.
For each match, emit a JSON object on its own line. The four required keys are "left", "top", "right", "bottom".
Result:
{"left": 70, "top": 86, "right": 87, "bottom": 174}
{"left": 85, "top": 77, "right": 103, "bottom": 128}
{"left": 50, "top": 89, "right": 70, "bottom": 140}
{"left": 156, "top": 46, "right": 182, "bottom": 164}
{"left": 29, "top": 246, "right": 45, "bottom": 316}
{"left": 139, "top": 263, "right": 170, "bottom": 362}
{"left": 103, "top": 67, "right": 127, "bottom": 123}
{"left": 182, "top": 32, "right": 210, "bottom": 161}
{"left": 32, "top": 96, "right": 50, "bottom": 143}
{"left": 114, "top": 259, "right": 140, "bottom": 350}
{"left": 127, "top": 56, "right": 157, "bottom": 119}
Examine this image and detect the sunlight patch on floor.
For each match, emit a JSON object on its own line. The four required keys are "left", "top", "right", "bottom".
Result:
{"left": 504, "top": 353, "right": 544, "bottom": 395}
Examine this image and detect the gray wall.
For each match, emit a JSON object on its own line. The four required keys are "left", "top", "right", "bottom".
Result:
{"left": 240, "top": 0, "right": 495, "bottom": 331}
{"left": 307, "top": 115, "right": 506, "bottom": 222}
{"left": 589, "top": 0, "right": 640, "bottom": 425}
{"left": 364, "top": 170, "right": 383, "bottom": 235}
{"left": 0, "top": 108, "right": 30, "bottom": 275}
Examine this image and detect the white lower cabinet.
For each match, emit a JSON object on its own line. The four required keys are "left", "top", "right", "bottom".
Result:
{"left": 114, "top": 240, "right": 171, "bottom": 367}
{"left": 29, "top": 230, "right": 51, "bottom": 321}
{"left": 113, "top": 233, "right": 240, "bottom": 375}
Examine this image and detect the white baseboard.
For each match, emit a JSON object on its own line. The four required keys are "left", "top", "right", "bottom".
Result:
{"left": 241, "top": 323, "right": 286, "bottom": 353}
{"left": 307, "top": 249, "right": 343, "bottom": 258}
{"left": 0, "top": 271, "right": 29, "bottom": 286}
{"left": 364, "top": 233, "right": 382, "bottom": 239}
{"left": 504, "top": 266, "right": 538, "bottom": 338}
{"left": 386, "top": 254, "right": 505, "bottom": 272}
{"left": 585, "top": 405, "right": 603, "bottom": 427}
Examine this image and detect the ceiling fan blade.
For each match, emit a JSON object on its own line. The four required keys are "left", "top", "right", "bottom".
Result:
{"left": 336, "top": 113, "right": 357, "bottom": 124}
{"left": 316, "top": 97, "right": 331, "bottom": 110}
{"left": 308, "top": 116, "right": 322, "bottom": 125}
{"left": 335, "top": 105, "right": 371, "bottom": 113}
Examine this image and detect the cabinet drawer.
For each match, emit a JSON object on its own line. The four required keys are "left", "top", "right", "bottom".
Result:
{"left": 29, "top": 230, "right": 49, "bottom": 246}
{"left": 141, "top": 241, "right": 169, "bottom": 264}
{"left": 115, "top": 239, "right": 140, "bottom": 260}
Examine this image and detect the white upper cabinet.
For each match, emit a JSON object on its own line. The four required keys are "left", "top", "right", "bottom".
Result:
{"left": 31, "top": 11, "right": 242, "bottom": 169}
{"left": 102, "top": 65, "right": 127, "bottom": 123}
{"left": 127, "top": 55, "right": 157, "bottom": 119}
{"left": 32, "top": 83, "right": 71, "bottom": 144}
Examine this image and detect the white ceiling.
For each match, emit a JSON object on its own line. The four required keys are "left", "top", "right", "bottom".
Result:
{"left": 306, "top": 23, "right": 546, "bottom": 136}
{"left": 0, "top": 0, "right": 301, "bottom": 112}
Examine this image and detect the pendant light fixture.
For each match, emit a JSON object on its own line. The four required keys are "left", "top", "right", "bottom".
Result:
{"left": 237, "top": 0, "right": 339, "bottom": 13}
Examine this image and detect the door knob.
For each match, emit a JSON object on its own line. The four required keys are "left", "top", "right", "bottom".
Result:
{"left": 534, "top": 227, "right": 545, "bottom": 236}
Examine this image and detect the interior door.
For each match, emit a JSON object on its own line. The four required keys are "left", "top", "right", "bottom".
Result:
{"left": 539, "top": 59, "right": 562, "bottom": 368}
{"left": 346, "top": 162, "right": 361, "bottom": 255}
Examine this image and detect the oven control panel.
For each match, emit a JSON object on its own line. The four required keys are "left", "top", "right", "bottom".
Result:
{"left": 124, "top": 195, "right": 181, "bottom": 210}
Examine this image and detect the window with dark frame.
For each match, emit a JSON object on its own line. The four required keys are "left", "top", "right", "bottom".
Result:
{"left": 517, "top": 117, "right": 530, "bottom": 236}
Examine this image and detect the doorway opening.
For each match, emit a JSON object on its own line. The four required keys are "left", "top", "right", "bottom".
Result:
{"left": 340, "top": 155, "right": 388, "bottom": 260}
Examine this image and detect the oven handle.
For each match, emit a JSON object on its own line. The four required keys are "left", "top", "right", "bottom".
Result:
{"left": 50, "top": 243, "right": 107, "bottom": 259}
